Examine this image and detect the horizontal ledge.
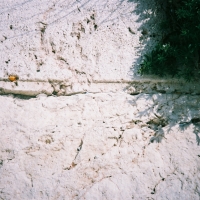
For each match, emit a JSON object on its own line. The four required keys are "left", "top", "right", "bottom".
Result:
{"left": 0, "top": 81, "right": 54, "bottom": 96}
{"left": 0, "top": 76, "right": 198, "bottom": 84}
{"left": 0, "top": 79, "right": 200, "bottom": 97}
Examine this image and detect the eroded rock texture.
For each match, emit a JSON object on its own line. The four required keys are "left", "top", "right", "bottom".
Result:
{"left": 0, "top": 0, "right": 200, "bottom": 199}
{"left": 0, "top": 93, "right": 200, "bottom": 200}
{"left": 0, "top": 0, "right": 162, "bottom": 96}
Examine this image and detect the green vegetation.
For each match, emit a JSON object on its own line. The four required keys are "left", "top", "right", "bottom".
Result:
{"left": 139, "top": 0, "right": 200, "bottom": 80}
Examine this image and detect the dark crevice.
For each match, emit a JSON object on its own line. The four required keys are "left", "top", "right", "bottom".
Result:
{"left": 13, "top": 94, "right": 36, "bottom": 99}
{"left": 0, "top": 94, "right": 36, "bottom": 99}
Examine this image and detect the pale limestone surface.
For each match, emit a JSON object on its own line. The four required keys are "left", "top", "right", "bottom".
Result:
{"left": 0, "top": 0, "right": 163, "bottom": 96}
{"left": 1, "top": 0, "right": 145, "bottom": 81}
{"left": 0, "top": 0, "right": 199, "bottom": 97}
{"left": 0, "top": 0, "right": 200, "bottom": 200}
{"left": 0, "top": 0, "right": 200, "bottom": 96}
{"left": 0, "top": 93, "right": 200, "bottom": 200}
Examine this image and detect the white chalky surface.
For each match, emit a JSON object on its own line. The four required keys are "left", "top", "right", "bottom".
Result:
{"left": 0, "top": 0, "right": 160, "bottom": 84}
{"left": 1, "top": 0, "right": 199, "bottom": 97}
{"left": 0, "top": 93, "right": 200, "bottom": 200}
{"left": 0, "top": 0, "right": 200, "bottom": 199}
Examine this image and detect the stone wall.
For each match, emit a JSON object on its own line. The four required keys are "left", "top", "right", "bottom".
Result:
{"left": 0, "top": 0, "right": 200, "bottom": 199}
{"left": 0, "top": 93, "right": 200, "bottom": 199}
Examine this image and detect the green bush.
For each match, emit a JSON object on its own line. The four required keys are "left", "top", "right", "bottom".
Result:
{"left": 139, "top": 0, "right": 200, "bottom": 80}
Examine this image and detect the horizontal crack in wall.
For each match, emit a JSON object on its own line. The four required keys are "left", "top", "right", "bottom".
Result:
{"left": 0, "top": 79, "right": 200, "bottom": 97}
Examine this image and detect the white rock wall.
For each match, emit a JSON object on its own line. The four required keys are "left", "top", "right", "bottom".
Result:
{"left": 1, "top": 0, "right": 145, "bottom": 80}
{"left": 0, "top": 0, "right": 164, "bottom": 96}
{"left": 1, "top": 0, "right": 199, "bottom": 97}
{"left": 0, "top": 93, "right": 200, "bottom": 199}
{"left": 0, "top": 0, "right": 200, "bottom": 200}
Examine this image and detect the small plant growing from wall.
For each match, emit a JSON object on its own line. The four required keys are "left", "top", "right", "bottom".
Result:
{"left": 138, "top": 0, "right": 200, "bottom": 81}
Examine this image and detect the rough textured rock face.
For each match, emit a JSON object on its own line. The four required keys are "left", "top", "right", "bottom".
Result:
{"left": 0, "top": 0, "right": 200, "bottom": 200}
{"left": 0, "top": 0, "right": 163, "bottom": 96}
{"left": 0, "top": 93, "right": 200, "bottom": 199}
{"left": 1, "top": 0, "right": 151, "bottom": 81}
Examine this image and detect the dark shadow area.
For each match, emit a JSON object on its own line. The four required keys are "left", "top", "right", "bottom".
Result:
{"left": 1, "top": 94, "right": 36, "bottom": 100}
{"left": 131, "top": 0, "right": 200, "bottom": 80}
{"left": 128, "top": 93, "right": 200, "bottom": 145}
{"left": 127, "top": 0, "right": 164, "bottom": 76}
{"left": 13, "top": 94, "right": 36, "bottom": 100}
{"left": 121, "top": 0, "right": 200, "bottom": 145}
{"left": 178, "top": 121, "right": 200, "bottom": 145}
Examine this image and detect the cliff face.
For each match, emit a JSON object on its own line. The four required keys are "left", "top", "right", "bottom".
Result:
{"left": 1, "top": 93, "right": 200, "bottom": 199}
{"left": 0, "top": 0, "right": 200, "bottom": 199}
{"left": 0, "top": 0, "right": 162, "bottom": 96}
